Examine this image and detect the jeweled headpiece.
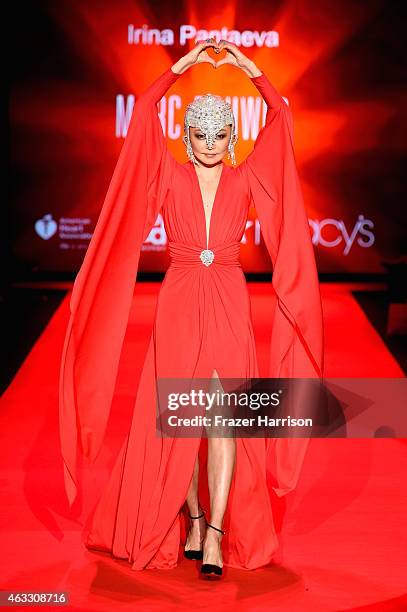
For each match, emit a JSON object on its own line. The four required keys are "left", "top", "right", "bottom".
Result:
{"left": 183, "top": 93, "right": 237, "bottom": 166}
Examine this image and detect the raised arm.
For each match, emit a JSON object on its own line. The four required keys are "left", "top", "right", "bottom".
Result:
{"left": 249, "top": 71, "right": 289, "bottom": 112}
{"left": 238, "top": 70, "right": 295, "bottom": 190}
{"left": 129, "top": 67, "right": 181, "bottom": 241}
{"left": 247, "top": 70, "right": 294, "bottom": 150}
{"left": 213, "top": 40, "right": 295, "bottom": 190}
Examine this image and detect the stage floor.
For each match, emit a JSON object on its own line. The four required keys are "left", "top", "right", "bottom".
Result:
{"left": 1, "top": 282, "right": 406, "bottom": 610}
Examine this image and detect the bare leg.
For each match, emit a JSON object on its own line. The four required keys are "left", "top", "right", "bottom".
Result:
{"left": 184, "top": 453, "right": 206, "bottom": 551}
{"left": 203, "top": 368, "right": 236, "bottom": 567}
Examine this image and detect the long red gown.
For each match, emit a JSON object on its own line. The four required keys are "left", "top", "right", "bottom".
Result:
{"left": 59, "top": 66, "right": 324, "bottom": 570}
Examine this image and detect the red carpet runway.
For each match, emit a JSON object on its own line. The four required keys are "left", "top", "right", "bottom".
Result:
{"left": 1, "top": 282, "right": 406, "bottom": 610}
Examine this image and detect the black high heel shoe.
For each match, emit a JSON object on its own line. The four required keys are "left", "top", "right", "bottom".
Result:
{"left": 184, "top": 508, "right": 207, "bottom": 560}
{"left": 200, "top": 523, "right": 225, "bottom": 577}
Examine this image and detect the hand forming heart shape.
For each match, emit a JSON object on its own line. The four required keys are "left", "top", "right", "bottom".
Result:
{"left": 192, "top": 38, "right": 248, "bottom": 70}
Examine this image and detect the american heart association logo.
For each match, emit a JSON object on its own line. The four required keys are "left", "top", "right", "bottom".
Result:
{"left": 35, "top": 214, "right": 58, "bottom": 240}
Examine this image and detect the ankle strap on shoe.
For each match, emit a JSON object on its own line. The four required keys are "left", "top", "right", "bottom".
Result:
{"left": 206, "top": 522, "right": 225, "bottom": 535}
{"left": 188, "top": 509, "right": 206, "bottom": 519}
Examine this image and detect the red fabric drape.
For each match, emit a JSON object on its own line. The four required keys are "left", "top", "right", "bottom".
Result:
{"left": 240, "top": 73, "right": 324, "bottom": 496}
{"left": 59, "top": 68, "right": 181, "bottom": 506}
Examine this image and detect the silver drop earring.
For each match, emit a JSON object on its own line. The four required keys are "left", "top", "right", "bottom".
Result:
{"left": 184, "top": 137, "right": 200, "bottom": 166}
{"left": 228, "top": 140, "right": 236, "bottom": 166}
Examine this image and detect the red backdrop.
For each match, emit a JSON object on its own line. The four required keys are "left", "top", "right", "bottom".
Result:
{"left": 10, "top": 0, "right": 405, "bottom": 274}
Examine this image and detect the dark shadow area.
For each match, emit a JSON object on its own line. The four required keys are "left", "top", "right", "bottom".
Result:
{"left": 1, "top": 286, "right": 67, "bottom": 394}
{"left": 353, "top": 289, "right": 406, "bottom": 374}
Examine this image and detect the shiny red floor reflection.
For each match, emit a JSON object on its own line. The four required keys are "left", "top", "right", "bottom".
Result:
{"left": 1, "top": 282, "right": 406, "bottom": 610}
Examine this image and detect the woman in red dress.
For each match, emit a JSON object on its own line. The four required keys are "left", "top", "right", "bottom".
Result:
{"left": 59, "top": 39, "right": 324, "bottom": 578}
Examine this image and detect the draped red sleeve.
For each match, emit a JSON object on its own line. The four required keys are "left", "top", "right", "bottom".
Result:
{"left": 239, "top": 72, "right": 325, "bottom": 496}
{"left": 59, "top": 67, "right": 181, "bottom": 507}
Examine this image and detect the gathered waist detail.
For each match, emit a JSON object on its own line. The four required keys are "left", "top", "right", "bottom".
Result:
{"left": 168, "top": 241, "right": 241, "bottom": 269}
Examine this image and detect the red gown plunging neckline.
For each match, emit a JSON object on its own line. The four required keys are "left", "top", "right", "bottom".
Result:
{"left": 190, "top": 160, "right": 225, "bottom": 249}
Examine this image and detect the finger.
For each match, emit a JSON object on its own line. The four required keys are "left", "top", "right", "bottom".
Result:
{"left": 199, "top": 54, "right": 216, "bottom": 66}
{"left": 215, "top": 57, "right": 235, "bottom": 68}
{"left": 194, "top": 39, "right": 208, "bottom": 49}
{"left": 196, "top": 37, "right": 213, "bottom": 45}
{"left": 214, "top": 40, "right": 225, "bottom": 53}
{"left": 201, "top": 37, "right": 220, "bottom": 50}
{"left": 219, "top": 40, "right": 238, "bottom": 57}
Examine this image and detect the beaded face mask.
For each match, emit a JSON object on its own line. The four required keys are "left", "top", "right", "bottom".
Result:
{"left": 183, "top": 93, "right": 238, "bottom": 166}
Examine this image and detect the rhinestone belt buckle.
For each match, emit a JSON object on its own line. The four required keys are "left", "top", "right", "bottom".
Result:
{"left": 200, "top": 249, "right": 215, "bottom": 267}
